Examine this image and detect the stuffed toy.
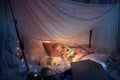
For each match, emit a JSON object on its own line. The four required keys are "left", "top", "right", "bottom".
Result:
{"left": 62, "top": 45, "right": 75, "bottom": 56}
{"left": 49, "top": 57, "right": 63, "bottom": 66}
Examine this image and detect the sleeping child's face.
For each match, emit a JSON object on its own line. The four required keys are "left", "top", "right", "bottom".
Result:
{"left": 54, "top": 44, "right": 62, "bottom": 53}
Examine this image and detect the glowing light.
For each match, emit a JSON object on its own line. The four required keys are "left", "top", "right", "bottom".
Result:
{"left": 29, "top": 65, "right": 32, "bottom": 68}
{"left": 16, "top": 47, "right": 20, "bottom": 50}
{"left": 21, "top": 64, "right": 26, "bottom": 68}
{"left": 16, "top": 53, "right": 19, "bottom": 56}
{"left": 63, "top": 78, "right": 68, "bottom": 80}
{"left": 43, "top": 41, "right": 51, "bottom": 43}
{"left": 33, "top": 68, "right": 38, "bottom": 73}
{"left": 21, "top": 59, "right": 24, "bottom": 62}
{"left": 17, "top": 40, "right": 19, "bottom": 43}
{"left": 34, "top": 73, "right": 38, "bottom": 77}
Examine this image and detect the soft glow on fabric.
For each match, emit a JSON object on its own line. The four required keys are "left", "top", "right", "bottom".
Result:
{"left": 11, "top": 0, "right": 118, "bottom": 54}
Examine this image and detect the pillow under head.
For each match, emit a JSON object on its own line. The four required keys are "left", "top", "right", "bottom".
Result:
{"left": 43, "top": 43, "right": 61, "bottom": 57}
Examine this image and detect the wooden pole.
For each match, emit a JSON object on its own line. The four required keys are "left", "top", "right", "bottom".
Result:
{"left": 89, "top": 29, "right": 93, "bottom": 48}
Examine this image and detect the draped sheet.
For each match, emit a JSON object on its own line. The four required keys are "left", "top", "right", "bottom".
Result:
{"left": 11, "top": 0, "right": 118, "bottom": 53}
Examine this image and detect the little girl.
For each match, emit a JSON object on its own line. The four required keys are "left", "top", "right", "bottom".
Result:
{"left": 53, "top": 43, "right": 87, "bottom": 62}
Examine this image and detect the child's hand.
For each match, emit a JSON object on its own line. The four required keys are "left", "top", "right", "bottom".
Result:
{"left": 65, "top": 53, "right": 71, "bottom": 59}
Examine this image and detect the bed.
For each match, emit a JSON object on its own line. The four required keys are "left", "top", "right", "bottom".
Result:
{"left": 25, "top": 40, "right": 107, "bottom": 76}
{"left": 36, "top": 42, "right": 95, "bottom": 75}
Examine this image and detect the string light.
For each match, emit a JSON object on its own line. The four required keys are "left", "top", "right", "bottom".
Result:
{"left": 16, "top": 52, "right": 19, "bottom": 56}
{"left": 17, "top": 40, "right": 19, "bottom": 44}
{"left": 63, "top": 78, "right": 69, "bottom": 80}
{"left": 33, "top": 68, "right": 39, "bottom": 73}
{"left": 34, "top": 73, "right": 38, "bottom": 77}
{"left": 21, "top": 64, "right": 26, "bottom": 68}
{"left": 16, "top": 46, "right": 20, "bottom": 51}
{"left": 60, "top": 74, "right": 70, "bottom": 80}
{"left": 29, "top": 65, "right": 32, "bottom": 69}
{"left": 21, "top": 59, "right": 24, "bottom": 62}
{"left": 15, "top": 40, "right": 28, "bottom": 71}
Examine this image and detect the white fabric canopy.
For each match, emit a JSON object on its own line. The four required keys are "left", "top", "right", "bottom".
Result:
{"left": 11, "top": 0, "right": 118, "bottom": 53}
{"left": 0, "top": 0, "right": 119, "bottom": 79}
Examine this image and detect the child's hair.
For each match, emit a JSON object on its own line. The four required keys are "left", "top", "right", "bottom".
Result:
{"left": 53, "top": 44, "right": 60, "bottom": 50}
{"left": 53, "top": 44, "right": 62, "bottom": 52}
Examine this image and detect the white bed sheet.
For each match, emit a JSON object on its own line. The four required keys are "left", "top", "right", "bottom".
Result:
{"left": 46, "top": 53, "right": 109, "bottom": 75}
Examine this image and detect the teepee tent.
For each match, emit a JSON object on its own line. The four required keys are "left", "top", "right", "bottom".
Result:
{"left": 0, "top": 0, "right": 120, "bottom": 80}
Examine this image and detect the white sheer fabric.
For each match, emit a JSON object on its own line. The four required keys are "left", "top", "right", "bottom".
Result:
{"left": 11, "top": 0, "right": 118, "bottom": 53}
{"left": 0, "top": 0, "right": 119, "bottom": 79}
{"left": 48, "top": 0, "right": 114, "bottom": 20}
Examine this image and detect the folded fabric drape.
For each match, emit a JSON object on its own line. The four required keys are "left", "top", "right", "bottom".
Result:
{"left": 11, "top": 0, "right": 118, "bottom": 53}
